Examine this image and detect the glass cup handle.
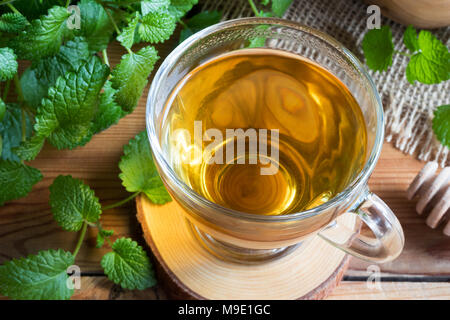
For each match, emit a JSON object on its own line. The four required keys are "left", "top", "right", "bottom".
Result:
{"left": 318, "top": 191, "right": 405, "bottom": 263}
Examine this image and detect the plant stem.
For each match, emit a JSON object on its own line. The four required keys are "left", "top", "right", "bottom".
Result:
{"left": 104, "top": 6, "right": 121, "bottom": 35}
{"left": 395, "top": 50, "right": 413, "bottom": 58}
{"left": 248, "top": 0, "right": 260, "bottom": 16}
{"left": 2, "top": 79, "right": 10, "bottom": 101}
{"left": 73, "top": 221, "right": 88, "bottom": 258}
{"left": 13, "top": 74, "right": 24, "bottom": 103}
{"left": 103, "top": 5, "right": 133, "bottom": 54}
{"left": 102, "top": 48, "right": 110, "bottom": 67}
{"left": 6, "top": 3, "right": 20, "bottom": 14}
{"left": 102, "top": 192, "right": 140, "bottom": 211}
{"left": 178, "top": 20, "right": 188, "bottom": 29}
{"left": 65, "top": 0, "right": 71, "bottom": 8}
{"left": 21, "top": 108, "right": 26, "bottom": 142}
{"left": 13, "top": 74, "right": 27, "bottom": 143}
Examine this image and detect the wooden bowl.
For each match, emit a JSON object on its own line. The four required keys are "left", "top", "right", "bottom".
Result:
{"left": 366, "top": 0, "right": 450, "bottom": 28}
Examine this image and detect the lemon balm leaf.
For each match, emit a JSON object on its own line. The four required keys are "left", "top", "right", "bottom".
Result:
{"left": 141, "top": 0, "right": 170, "bottom": 15}
{"left": 20, "top": 37, "right": 91, "bottom": 110}
{"left": 110, "top": 46, "right": 159, "bottom": 113}
{"left": 101, "top": 238, "right": 156, "bottom": 290}
{"left": 432, "top": 104, "right": 450, "bottom": 148}
{"left": 0, "top": 13, "right": 28, "bottom": 33}
{"left": 0, "top": 249, "right": 74, "bottom": 300}
{"left": 119, "top": 131, "right": 171, "bottom": 204}
{"left": 92, "top": 81, "right": 125, "bottom": 135}
{"left": 0, "top": 160, "right": 42, "bottom": 206}
{"left": 0, "top": 107, "right": 33, "bottom": 161}
{"left": 50, "top": 175, "right": 102, "bottom": 232}
{"left": 271, "top": 0, "right": 292, "bottom": 17}
{"left": 76, "top": 0, "right": 115, "bottom": 52}
{"left": 13, "top": 135, "right": 45, "bottom": 161}
{"left": 179, "top": 10, "right": 222, "bottom": 43}
{"left": 96, "top": 228, "right": 114, "bottom": 248}
{"left": 362, "top": 26, "right": 394, "bottom": 72}
{"left": 406, "top": 31, "right": 450, "bottom": 85}
{"left": 0, "top": 47, "right": 18, "bottom": 81}
{"left": 10, "top": 6, "right": 72, "bottom": 61}
{"left": 139, "top": 10, "right": 176, "bottom": 44}
{"left": 117, "top": 12, "right": 140, "bottom": 49}
{"left": 403, "top": 25, "right": 419, "bottom": 52}
{"left": 168, "top": 0, "right": 198, "bottom": 19}
{"left": 34, "top": 56, "right": 109, "bottom": 149}
{"left": 185, "top": 10, "right": 222, "bottom": 30}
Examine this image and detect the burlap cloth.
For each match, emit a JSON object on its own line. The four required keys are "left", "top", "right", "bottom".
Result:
{"left": 201, "top": 0, "right": 450, "bottom": 166}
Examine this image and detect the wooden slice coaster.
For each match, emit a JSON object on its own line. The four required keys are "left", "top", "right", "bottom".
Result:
{"left": 136, "top": 195, "right": 358, "bottom": 300}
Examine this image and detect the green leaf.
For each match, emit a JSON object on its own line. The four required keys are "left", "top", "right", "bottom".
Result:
{"left": 0, "top": 98, "right": 5, "bottom": 122}
{"left": 119, "top": 131, "right": 171, "bottom": 204}
{"left": 117, "top": 12, "right": 140, "bottom": 49}
{"left": 49, "top": 175, "right": 102, "bottom": 231}
{"left": 362, "top": 26, "right": 394, "bottom": 72}
{"left": 248, "top": 24, "right": 269, "bottom": 48}
{"left": 406, "top": 30, "right": 450, "bottom": 85}
{"left": 6, "top": 0, "right": 66, "bottom": 21}
{"left": 178, "top": 10, "right": 221, "bottom": 43}
{"left": 141, "top": 0, "right": 171, "bottom": 15}
{"left": 0, "top": 13, "right": 28, "bottom": 33}
{"left": 179, "top": 28, "right": 193, "bottom": 43}
{"left": 21, "top": 37, "right": 91, "bottom": 110}
{"left": 185, "top": 10, "right": 221, "bottom": 29}
{"left": 96, "top": 228, "right": 114, "bottom": 248}
{"left": 139, "top": 10, "right": 176, "bottom": 44}
{"left": 76, "top": 0, "right": 115, "bottom": 52}
{"left": 271, "top": 0, "right": 292, "bottom": 17}
{"left": 92, "top": 81, "right": 125, "bottom": 134}
{"left": 0, "top": 47, "right": 18, "bottom": 81}
{"left": 168, "top": 0, "right": 198, "bottom": 19}
{"left": 0, "top": 160, "right": 42, "bottom": 206}
{"left": 0, "top": 107, "right": 32, "bottom": 161}
{"left": 0, "top": 249, "right": 74, "bottom": 300}
{"left": 403, "top": 25, "right": 419, "bottom": 52}
{"left": 432, "top": 104, "right": 450, "bottom": 148}
{"left": 101, "top": 238, "right": 156, "bottom": 290}
{"left": 76, "top": 0, "right": 114, "bottom": 52}
{"left": 35, "top": 56, "right": 109, "bottom": 149}
{"left": 13, "top": 135, "right": 45, "bottom": 161}
{"left": 10, "top": 6, "right": 72, "bottom": 61}
{"left": 111, "top": 46, "right": 159, "bottom": 113}
{"left": 248, "top": 36, "right": 266, "bottom": 48}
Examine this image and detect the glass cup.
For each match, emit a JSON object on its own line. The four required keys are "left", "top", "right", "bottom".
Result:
{"left": 146, "top": 17, "right": 405, "bottom": 264}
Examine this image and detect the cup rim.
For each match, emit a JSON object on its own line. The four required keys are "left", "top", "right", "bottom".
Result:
{"left": 146, "top": 17, "right": 384, "bottom": 222}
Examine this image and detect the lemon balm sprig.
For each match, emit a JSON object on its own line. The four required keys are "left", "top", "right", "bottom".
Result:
{"left": 362, "top": 25, "right": 450, "bottom": 148}
{"left": 0, "top": 0, "right": 200, "bottom": 205}
{"left": 0, "top": 131, "right": 170, "bottom": 300}
{"left": 362, "top": 25, "right": 450, "bottom": 85}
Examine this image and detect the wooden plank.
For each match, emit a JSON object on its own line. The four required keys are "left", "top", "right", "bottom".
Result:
{"left": 4, "top": 277, "right": 448, "bottom": 300}
{"left": 3, "top": 141, "right": 446, "bottom": 275}
{"left": 0, "top": 42, "right": 448, "bottom": 281}
{"left": 351, "top": 146, "right": 450, "bottom": 276}
{"left": 327, "top": 281, "right": 450, "bottom": 300}
{"left": 0, "top": 277, "right": 166, "bottom": 300}
{"left": 72, "top": 277, "right": 167, "bottom": 300}
{"left": 0, "top": 41, "right": 173, "bottom": 273}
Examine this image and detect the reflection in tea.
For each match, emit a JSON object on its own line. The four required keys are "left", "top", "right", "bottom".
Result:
{"left": 161, "top": 48, "right": 367, "bottom": 215}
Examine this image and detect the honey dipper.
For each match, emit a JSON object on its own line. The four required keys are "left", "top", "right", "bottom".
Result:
{"left": 407, "top": 162, "right": 450, "bottom": 236}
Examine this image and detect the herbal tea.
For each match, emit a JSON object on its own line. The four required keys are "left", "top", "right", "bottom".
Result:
{"left": 161, "top": 48, "right": 367, "bottom": 215}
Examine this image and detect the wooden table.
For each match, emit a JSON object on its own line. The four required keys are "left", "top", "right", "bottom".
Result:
{"left": 1, "top": 41, "right": 449, "bottom": 300}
